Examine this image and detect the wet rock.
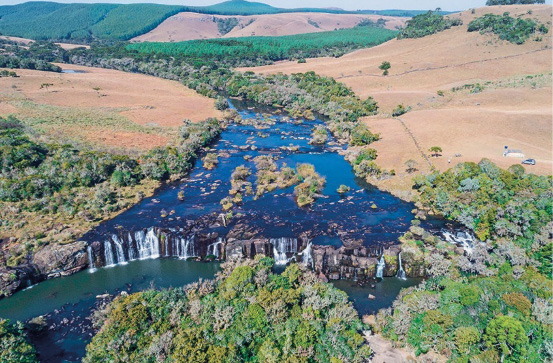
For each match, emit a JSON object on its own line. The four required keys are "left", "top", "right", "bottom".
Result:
{"left": 368, "top": 294, "right": 376, "bottom": 300}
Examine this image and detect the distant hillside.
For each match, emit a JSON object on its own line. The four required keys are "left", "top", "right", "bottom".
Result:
{"left": 0, "top": 1, "right": 443, "bottom": 42}
{"left": 0, "top": 2, "right": 184, "bottom": 41}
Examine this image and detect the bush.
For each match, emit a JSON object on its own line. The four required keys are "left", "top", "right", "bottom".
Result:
{"left": 454, "top": 326, "right": 480, "bottom": 354}
{"left": 0, "top": 319, "right": 37, "bottom": 363}
{"left": 392, "top": 104, "right": 411, "bottom": 117}
{"left": 398, "top": 10, "right": 463, "bottom": 39}
{"left": 379, "top": 61, "right": 391, "bottom": 76}
{"left": 468, "top": 12, "right": 548, "bottom": 44}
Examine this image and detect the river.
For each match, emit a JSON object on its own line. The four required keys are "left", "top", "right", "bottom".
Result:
{"left": 1, "top": 98, "right": 452, "bottom": 362}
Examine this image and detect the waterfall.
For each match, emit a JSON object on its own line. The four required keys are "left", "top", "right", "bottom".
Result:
{"left": 135, "top": 228, "right": 160, "bottom": 260}
{"left": 441, "top": 229, "right": 475, "bottom": 254}
{"left": 396, "top": 252, "right": 406, "bottom": 280}
{"left": 112, "top": 235, "right": 127, "bottom": 265}
{"left": 299, "top": 240, "right": 313, "bottom": 268}
{"left": 128, "top": 233, "right": 137, "bottom": 260}
{"left": 207, "top": 238, "right": 224, "bottom": 259}
{"left": 104, "top": 240, "right": 115, "bottom": 267}
{"left": 271, "top": 237, "right": 298, "bottom": 266}
{"left": 376, "top": 255, "right": 385, "bottom": 278}
{"left": 87, "top": 246, "right": 96, "bottom": 272}
{"left": 175, "top": 235, "right": 196, "bottom": 259}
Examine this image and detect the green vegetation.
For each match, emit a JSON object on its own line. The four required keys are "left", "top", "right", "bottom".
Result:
{"left": 337, "top": 185, "right": 351, "bottom": 194}
{"left": 127, "top": 26, "right": 397, "bottom": 67}
{"left": 486, "top": 0, "right": 545, "bottom": 5}
{"left": 0, "top": 2, "right": 184, "bottom": 41}
{"left": 398, "top": 9, "right": 463, "bottom": 39}
{"left": 392, "top": 104, "right": 411, "bottom": 116}
{"left": 202, "top": 153, "right": 219, "bottom": 170}
{"left": 428, "top": 146, "right": 442, "bottom": 157}
{"left": 253, "top": 155, "right": 297, "bottom": 198}
{"left": 214, "top": 17, "right": 239, "bottom": 35}
{"left": 309, "top": 125, "right": 329, "bottom": 145}
{"left": 413, "top": 159, "right": 552, "bottom": 243}
{"left": 0, "top": 39, "right": 61, "bottom": 72}
{"left": 379, "top": 60, "right": 391, "bottom": 76}
{"left": 375, "top": 160, "right": 552, "bottom": 362}
{"left": 468, "top": 12, "right": 549, "bottom": 44}
{"left": 294, "top": 164, "right": 326, "bottom": 207}
{"left": 84, "top": 258, "right": 371, "bottom": 362}
{"left": 0, "top": 319, "right": 37, "bottom": 363}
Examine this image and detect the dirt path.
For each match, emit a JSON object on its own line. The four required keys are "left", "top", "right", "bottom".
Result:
{"left": 366, "top": 333, "right": 416, "bottom": 363}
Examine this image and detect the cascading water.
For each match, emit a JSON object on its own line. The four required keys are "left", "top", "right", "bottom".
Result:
{"left": 90, "top": 228, "right": 201, "bottom": 271}
{"left": 396, "top": 252, "right": 406, "bottom": 280}
{"left": 299, "top": 241, "right": 313, "bottom": 268}
{"left": 441, "top": 229, "right": 475, "bottom": 254}
{"left": 174, "top": 235, "right": 196, "bottom": 260}
{"left": 112, "top": 235, "right": 127, "bottom": 265}
{"left": 87, "top": 246, "right": 96, "bottom": 273}
{"left": 376, "top": 255, "right": 386, "bottom": 278}
{"left": 271, "top": 237, "right": 298, "bottom": 265}
{"left": 103, "top": 240, "right": 115, "bottom": 267}
{"left": 207, "top": 238, "right": 224, "bottom": 259}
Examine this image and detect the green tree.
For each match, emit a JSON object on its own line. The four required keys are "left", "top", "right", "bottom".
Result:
{"left": 379, "top": 61, "right": 391, "bottom": 75}
{"left": 484, "top": 316, "right": 528, "bottom": 362}
{"left": 429, "top": 146, "right": 442, "bottom": 157}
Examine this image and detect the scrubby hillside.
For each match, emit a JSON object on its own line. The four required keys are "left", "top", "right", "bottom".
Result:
{"left": 245, "top": 5, "right": 553, "bottom": 195}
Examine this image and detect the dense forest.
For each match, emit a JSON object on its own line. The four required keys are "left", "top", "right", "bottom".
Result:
{"left": 0, "top": 318, "right": 37, "bottom": 362}
{"left": 0, "top": 2, "right": 184, "bottom": 41}
{"left": 397, "top": 9, "right": 463, "bottom": 39}
{"left": 127, "top": 26, "right": 397, "bottom": 67}
{"left": 374, "top": 160, "right": 553, "bottom": 362}
{"left": 468, "top": 12, "right": 549, "bottom": 44}
{"left": 84, "top": 258, "right": 371, "bottom": 362}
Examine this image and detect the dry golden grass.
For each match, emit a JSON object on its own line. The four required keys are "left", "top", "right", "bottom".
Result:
{"left": 0, "top": 64, "right": 223, "bottom": 152}
{"left": 244, "top": 5, "right": 553, "bottom": 196}
{"left": 132, "top": 12, "right": 406, "bottom": 42}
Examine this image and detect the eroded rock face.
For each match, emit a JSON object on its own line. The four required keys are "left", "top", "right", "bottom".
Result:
{"left": 0, "top": 266, "right": 33, "bottom": 297}
{"left": 0, "top": 241, "right": 89, "bottom": 298}
{"left": 32, "top": 241, "right": 89, "bottom": 279}
{"left": 310, "top": 244, "right": 425, "bottom": 283}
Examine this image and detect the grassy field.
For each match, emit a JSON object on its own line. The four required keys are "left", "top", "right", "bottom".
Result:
{"left": 0, "top": 64, "right": 223, "bottom": 152}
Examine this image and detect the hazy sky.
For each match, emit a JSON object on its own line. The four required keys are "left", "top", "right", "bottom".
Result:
{"left": 4, "top": 0, "right": 549, "bottom": 11}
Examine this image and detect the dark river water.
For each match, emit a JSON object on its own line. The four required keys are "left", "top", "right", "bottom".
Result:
{"left": 0, "top": 98, "right": 429, "bottom": 362}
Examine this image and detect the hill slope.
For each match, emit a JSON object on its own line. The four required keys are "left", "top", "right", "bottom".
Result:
{"left": 132, "top": 12, "right": 405, "bottom": 42}
{"left": 244, "top": 5, "right": 553, "bottom": 194}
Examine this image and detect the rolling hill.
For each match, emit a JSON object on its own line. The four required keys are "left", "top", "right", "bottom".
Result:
{"left": 243, "top": 4, "right": 553, "bottom": 195}
{"left": 132, "top": 12, "right": 406, "bottom": 42}
{"left": 0, "top": 0, "right": 419, "bottom": 42}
